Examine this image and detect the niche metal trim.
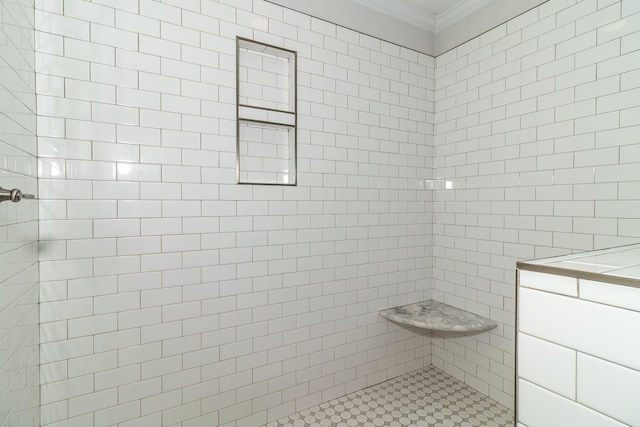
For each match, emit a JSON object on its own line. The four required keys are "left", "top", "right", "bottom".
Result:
{"left": 236, "top": 36, "right": 298, "bottom": 186}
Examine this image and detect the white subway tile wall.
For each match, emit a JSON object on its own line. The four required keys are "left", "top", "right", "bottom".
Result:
{"left": 433, "top": 0, "right": 640, "bottom": 409}
{"left": 32, "top": 0, "right": 640, "bottom": 425}
{"left": 0, "top": 0, "right": 39, "bottom": 425}
{"left": 35, "top": 0, "right": 434, "bottom": 426}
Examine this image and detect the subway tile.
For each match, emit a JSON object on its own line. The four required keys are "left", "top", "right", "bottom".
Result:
{"left": 139, "top": 35, "right": 180, "bottom": 60}
{"left": 116, "top": 49, "right": 160, "bottom": 74}
{"left": 67, "top": 200, "right": 116, "bottom": 220}
{"left": 41, "top": 297, "right": 93, "bottom": 323}
{"left": 140, "top": 109, "right": 181, "bottom": 130}
{"left": 36, "top": 73, "right": 65, "bottom": 97}
{"left": 519, "top": 287, "right": 640, "bottom": 371}
{"left": 41, "top": 374, "right": 94, "bottom": 405}
{"left": 67, "top": 159, "right": 116, "bottom": 180}
{"left": 597, "top": 87, "right": 640, "bottom": 113}
{"left": 66, "top": 119, "right": 115, "bottom": 143}
{"left": 556, "top": 64, "right": 597, "bottom": 90}
{"left": 90, "top": 22, "right": 138, "bottom": 50}
{"left": 623, "top": 0, "right": 640, "bottom": 16}
{"left": 580, "top": 279, "right": 640, "bottom": 311}
{"left": 574, "top": 146, "right": 619, "bottom": 166}
{"left": 573, "top": 183, "right": 618, "bottom": 200}
{"left": 92, "top": 219, "right": 140, "bottom": 239}
{"left": 68, "top": 351, "right": 117, "bottom": 379}
{"left": 596, "top": 125, "right": 640, "bottom": 148}
{"left": 116, "top": 88, "right": 160, "bottom": 111}
{"left": 621, "top": 143, "right": 640, "bottom": 163}
{"left": 577, "top": 38, "right": 621, "bottom": 69}
{"left": 575, "top": 74, "right": 620, "bottom": 101}
{"left": 68, "top": 314, "right": 117, "bottom": 339}
{"left": 36, "top": 0, "right": 63, "bottom": 14}
{"left": 91, "top": 63, "right": 138, "bottom": 88}
{"left": 40, "top": 259, "right": 93, "bottom": 281}
{"left": 68, "top": 276, "right": 117, "bottom": 299}
{"left": 621, "top": 29, "right": 640, "bottom": 54}
{"left": 557, "top": 30, "right": 597, "bottom": 58}
{"left": 66, "top": 79, "right": 115, "bottom": 104}
{"left": 518, "top": 379, "right": 626, "bottom": 427}
{"left": 139, "top": 0, "right": 181, "bottom": 24}
{"left": 116, "top": 163, "right": 161, "bottom": 182}
{"left": 161, "top": 57, "right": 201, "bottom": 80}
{"left": 36, "top": 10, "right": 89, "bottom": 40}
{"left": 508, "top": 8, "right": 539, "bottom": 34}
{"left": 598, "top": 50, "right": 640, "bottom": 78}
{"left": 538, "top": 22, "right": 576, "bottom": 49}
{"left": 140, "top": 146, "right": 181, "bottom": 165}
{"left": 576, "top": 2, "right": 620, "bottom": 35}
{"left": 90, "top": 0, "right": 137, "bottom": 13}
{"left": 94, "top": 402, "right": 141, "bottom": 427}
{"left": 577, "top": 353, "right": 640, "bottom": 426}
{"left": 64, "top": 38, "right": 115, "bottom": 65}
{"left": 538, "top": 56, "right": 575, "bottom": 80}
{"left": 93, "top": 181, "right": 139, "bottom": 200}
{"left": 519, "top": 270, "right": 577, "bottom": 296}
{"left": 596, "top": 200, "right": 640, "bottom": 218}
{"left": 161, "top": 21, "right": 200, "bottom": 46}
{"left": 37, "top": 95, "right": 90, "bottom": 120}
{"left": 557, "top": 0, "right": 597, "bottom": 27}
{"left": 36, "top": 52, "right": 90, "bottom": 80}
{"left": 598, "top": 11, "right": 640, "bottom": 44}
{"left": 575, "top": 111, "right": 619, "bottom": 134}
{"left": 115, "top": 9, "right": 159, "bottom": 37}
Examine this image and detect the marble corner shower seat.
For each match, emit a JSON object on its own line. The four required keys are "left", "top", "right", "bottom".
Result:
{"left": 379, "top": 299, "right": 498, "bottom": 332}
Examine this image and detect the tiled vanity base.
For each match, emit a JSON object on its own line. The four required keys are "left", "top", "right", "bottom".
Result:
{"left": 517, "top": 245, "right": 640, "bottom": 427}
{"left": 379, "top": 300, "right": 498, "bottom": 332}
{"left": 265, "top": 365, "right": 513, "bottom": 427}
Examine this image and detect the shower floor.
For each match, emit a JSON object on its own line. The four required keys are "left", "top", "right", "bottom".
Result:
{"left": 265, "top": 365, "right": 513, "bottom": 427}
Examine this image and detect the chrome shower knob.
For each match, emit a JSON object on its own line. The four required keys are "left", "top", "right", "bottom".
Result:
{"left": 0, "top": 186, "right": 35, "bottom": 203}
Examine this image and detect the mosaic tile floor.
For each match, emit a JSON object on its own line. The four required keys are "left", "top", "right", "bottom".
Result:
{"left": 265, "top": 365, "right": 513, "bottom": 427}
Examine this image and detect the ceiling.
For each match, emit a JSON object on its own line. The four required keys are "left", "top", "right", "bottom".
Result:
{"left": 350, "top": 0, "right": 494, "bottom": 32}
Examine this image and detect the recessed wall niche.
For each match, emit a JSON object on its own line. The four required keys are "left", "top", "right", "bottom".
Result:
{"left": 236, "top": 37, "right": 297, "bottom": 185}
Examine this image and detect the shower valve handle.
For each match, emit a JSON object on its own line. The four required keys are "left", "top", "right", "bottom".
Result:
{"left": 0, "top": 186, "right": 35, "bottom": 203}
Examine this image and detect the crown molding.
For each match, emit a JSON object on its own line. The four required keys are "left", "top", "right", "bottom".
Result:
{"left": 265, "top": 0, "right": 435, "bottom": 55}
{"left": 434, "top": 0, "right": 548, "bottom": 55}
{"left": 337, "top": 0, "right": 499, "bottom": 33}
{"left": 436, "top": 0, "right": 495, "bottom": 31}
{"left": 265, "top": 0, "right": 548, "bottom": 57}
{"left": 350, "top": 0, "right": 438, "bottom": 32}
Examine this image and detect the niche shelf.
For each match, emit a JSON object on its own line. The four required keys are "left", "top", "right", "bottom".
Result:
{"left": 236, "top": 37, "right": 297, "bottom": 186}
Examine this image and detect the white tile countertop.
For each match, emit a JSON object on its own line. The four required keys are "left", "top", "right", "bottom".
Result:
{"left": 517, "top": 244, "right": 640, "bottom": 288}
